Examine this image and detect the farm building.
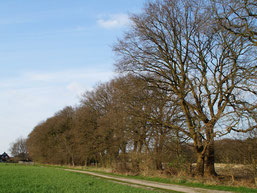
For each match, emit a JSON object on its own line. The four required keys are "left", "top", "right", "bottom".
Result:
{"left": 0, "top": 152, "right": 10, "bottom": 162}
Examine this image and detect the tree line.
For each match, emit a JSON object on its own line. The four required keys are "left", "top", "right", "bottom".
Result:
{"left": 25, "top": 74, "right": 256, "bottom": 174}
{"left": 22, "top": 0, "right": 257, "bottom": 177}
{"left": 27, "top": 75, "right": 188, "bottom": 169}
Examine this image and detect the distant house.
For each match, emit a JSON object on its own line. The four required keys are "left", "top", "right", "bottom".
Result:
{"left": 0, "top": 152, "right": 10, "bottom": 162}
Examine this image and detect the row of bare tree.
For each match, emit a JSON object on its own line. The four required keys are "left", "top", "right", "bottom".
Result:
{"left": 26, "top": 0, "right": 256, "bottom": 177}
{"left": 27, "top": 75, "right": 189, "bottom": 169}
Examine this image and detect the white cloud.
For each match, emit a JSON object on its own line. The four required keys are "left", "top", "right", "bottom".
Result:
{"left": 21, "top": 69, "right": 113, "bottom": 83}
{"left": 97, "top": 14, "right": 130, "bottom": 29}
{"left": 0, "top": 68, "right": 114, "bottom": 153}
{"left": 66, "top": 81, "right": 85, "bottom": 95}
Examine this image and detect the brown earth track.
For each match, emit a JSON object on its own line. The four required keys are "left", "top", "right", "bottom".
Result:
{"left": 64, "top": 169, "right": 234, "bottom": 193}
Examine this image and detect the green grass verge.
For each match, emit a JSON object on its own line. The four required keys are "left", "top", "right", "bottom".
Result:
{"left": 42, "top": 164, "right": 257, "bottom": 193}
{"left": 0, "top": 163, "right": 165, "bottom": 193}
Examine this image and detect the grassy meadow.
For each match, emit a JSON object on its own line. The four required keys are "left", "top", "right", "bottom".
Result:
{"left": 0, "top": 164, "right": 163, "bottom": 193}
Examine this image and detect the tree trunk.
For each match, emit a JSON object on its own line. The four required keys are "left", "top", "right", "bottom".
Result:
{"left": 155, "top": 156, "right": 163, "bottom": 170}
{"left": 195, "top": 151, "right": 204, "bottom": 176}
{"left": 131, "top": 155, "right": 140, "bottom": 173}
{"left": 204, "top": 141, "right": 217, "bottom": 177}
{"left": 133, "top": 141, "right": 138, "bottom": 152}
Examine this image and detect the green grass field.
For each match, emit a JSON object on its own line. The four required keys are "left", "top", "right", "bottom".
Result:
{"left": 0, "top": 164, "right": 162, "bottom": 193}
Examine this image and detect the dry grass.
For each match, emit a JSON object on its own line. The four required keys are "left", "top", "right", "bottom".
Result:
{"left": 111, "top": 162, "right": 257, "bottom": 188}
{"left": 214, "top": 163, "right": 256, "bottom": 188}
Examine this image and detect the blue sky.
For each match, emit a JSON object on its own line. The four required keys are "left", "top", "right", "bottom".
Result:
{"left": 0, "top": 0, "right": 146, "bottom": 153}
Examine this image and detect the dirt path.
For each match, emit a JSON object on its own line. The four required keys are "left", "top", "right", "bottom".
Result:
{"left": 64, "top": 169, "right": 234, "bottom": 193}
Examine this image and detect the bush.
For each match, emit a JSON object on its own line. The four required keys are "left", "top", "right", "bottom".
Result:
{"left": 165, "top": 156, "right": 191, "bottom": 175}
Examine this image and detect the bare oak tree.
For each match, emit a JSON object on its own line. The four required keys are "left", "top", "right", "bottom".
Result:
{"left": 114, "top": 0, "right": 257, "bottom": 176}
{"left": 213, "top": 0, "right": 257, "bottom": 46}
{"left": 10, "top": 137, "right": 29, "bottom": 161}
